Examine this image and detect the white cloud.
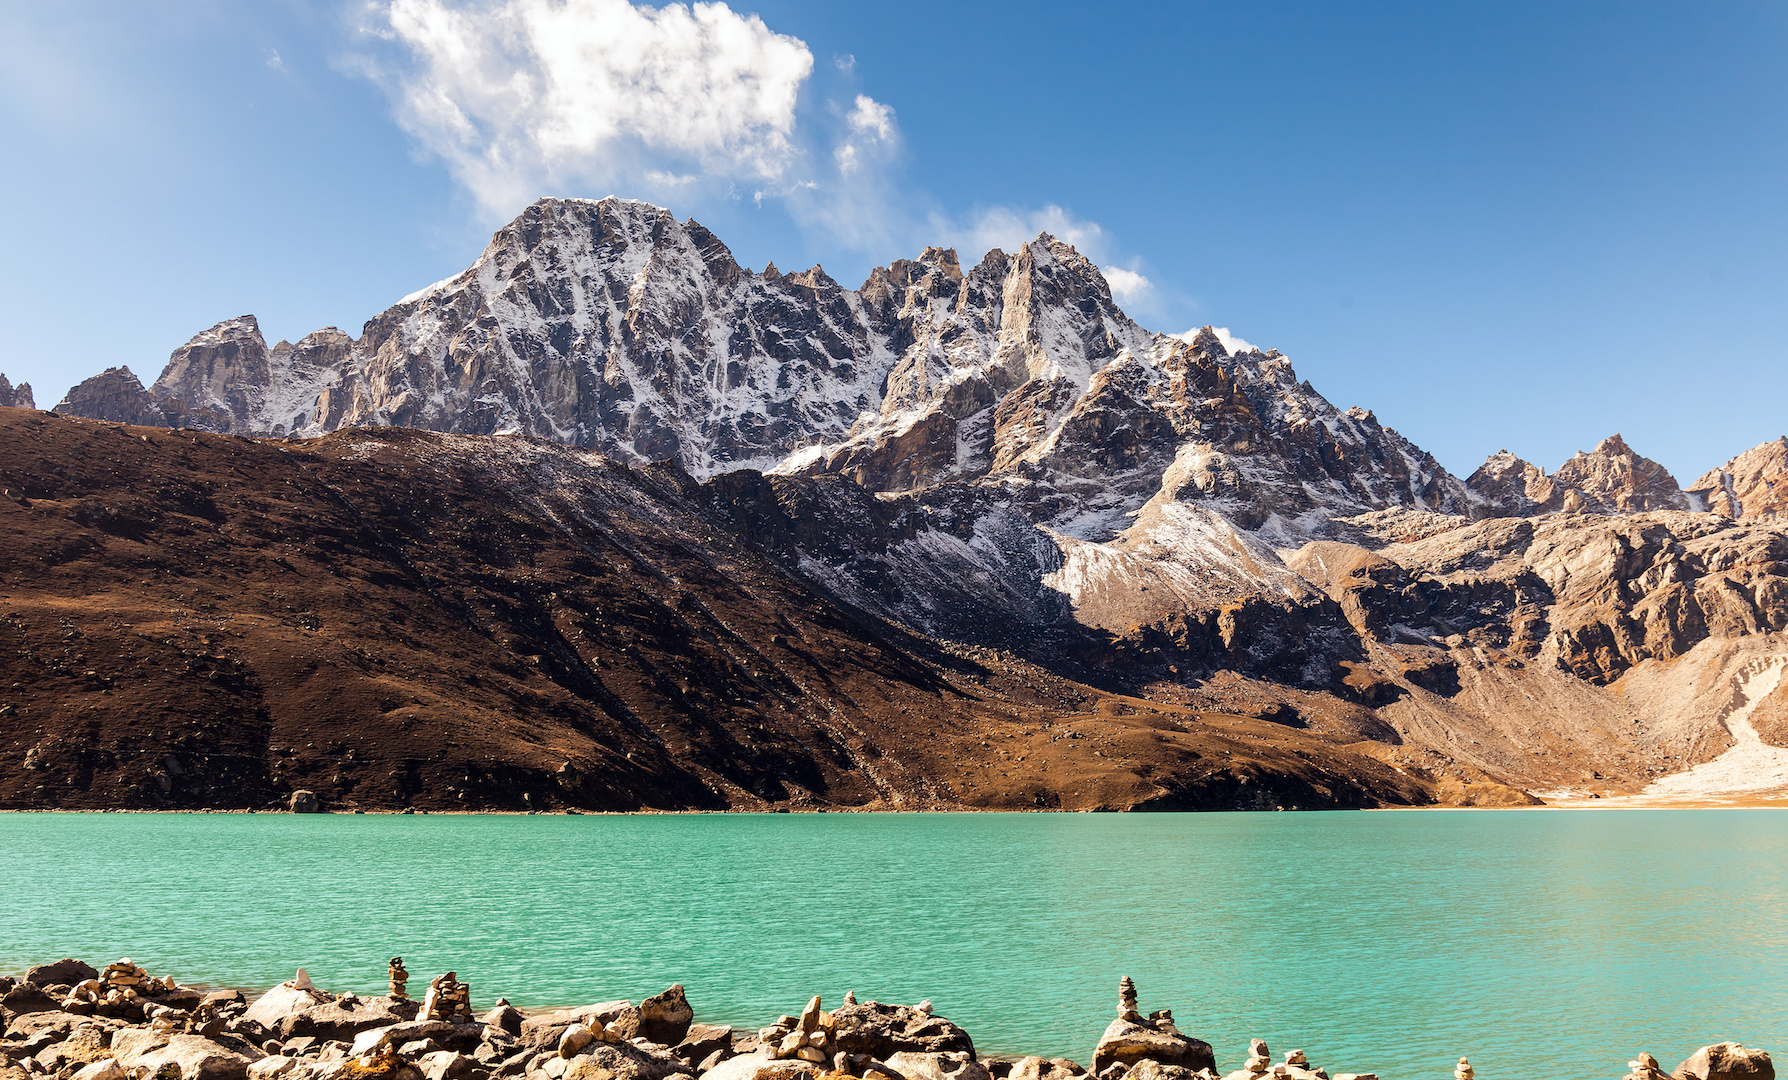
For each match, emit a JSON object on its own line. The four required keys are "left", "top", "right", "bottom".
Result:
{"left": 265, "top": 49, "right": 286, "bottom": 72}
{"left": 831, "top": 94, "right": 894, "bottom": 178}
{"left": 1102, "top": 267, "right": 1153, "bottom": 306}
{"left": 846, "top": 94, "right": 893, "bottom": 140}
{"left": 934, "top": 203, "right": 1112, "bottom": 263}
{"left": 366, "top": 0, "right": 813, "bottom": 218}
{"left": 1177, "top": 326, "right": 1258, "bottom": 354}
{"left": 353, "top": 0, "right": 1161, "bottom": 317}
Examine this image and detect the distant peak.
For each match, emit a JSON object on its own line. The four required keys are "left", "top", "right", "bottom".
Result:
{"left": 1592, "top": 433, "right": 1632, "bottom": 457}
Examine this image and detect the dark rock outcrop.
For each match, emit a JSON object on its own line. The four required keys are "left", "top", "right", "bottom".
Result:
{"left": 0, "top": 374, "right": 33, "bottom": 410}
{"left": 1674, "top": 1043, "right": 1774, "bottom": 1080}
{"left": 25, "top": 959, "right": 98, "bottom": 987}
{"left": 829, "top": 1002, "right": 976, "bottom": 1060}
{"left": 53, "top": 367, "right": 167, "bottom": 426}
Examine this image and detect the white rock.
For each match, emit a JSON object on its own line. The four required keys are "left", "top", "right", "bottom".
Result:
{"left": 249, "top": 1058, "right": 300, "bottom": 1080}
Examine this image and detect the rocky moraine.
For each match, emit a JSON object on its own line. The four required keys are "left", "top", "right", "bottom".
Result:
{"left": 1, "top": 965, "right": 1770, "bottom": 1080}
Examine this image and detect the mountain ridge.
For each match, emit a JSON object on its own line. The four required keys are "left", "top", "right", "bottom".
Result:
{"left": 14, "top": 195, "right": 1788, "bottom": 808}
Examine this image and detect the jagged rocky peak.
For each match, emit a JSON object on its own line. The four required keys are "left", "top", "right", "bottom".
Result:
{"left": 0, "top": 374, "right": 33, "bottom": 410}
{"left": 1465, "top": 449, "right": 1549, "bottom": 515}
{"left": 1465, "top": 435, "right": 1689, "bottom": 517}
{"left": 53, "top": 366, "right": 166, "bottom": 426}
{"left": 47, "top": 194, "right": 1479, "bottom": 542}
{"left": 1550, "top": 433, "right": 1689, "bottom": 514}
{"left": 149, "top": 314, "right": 270, "bottom": 433}
{"left": 1688, "top": 436, "right": 1788, "bottom": 521}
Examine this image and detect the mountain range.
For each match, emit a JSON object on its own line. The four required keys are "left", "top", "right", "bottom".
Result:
{"left": 3, "top": 196, "right": 1785, "bottom": 811}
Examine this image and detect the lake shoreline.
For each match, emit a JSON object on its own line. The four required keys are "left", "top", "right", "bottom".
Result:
{"left": 3, "top": 961, "right": 1770, "bottom": 1080}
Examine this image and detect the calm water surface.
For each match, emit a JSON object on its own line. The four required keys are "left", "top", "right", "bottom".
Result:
{"left": 3, "top": 811, "right": 1784, "bottom": 1080}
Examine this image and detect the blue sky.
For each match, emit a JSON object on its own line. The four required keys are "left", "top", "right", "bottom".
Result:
{"left": 1, "top": 1, "right": 1782, "bottom": 483}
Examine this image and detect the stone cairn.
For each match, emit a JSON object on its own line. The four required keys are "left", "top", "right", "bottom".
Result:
{"left": 1625, "top": 1054, "right": 1669, "bottom": 1080}
{"left": 758, "top": 995, "right": 898, "bottom": 1078}
{"left": 1119, "top": 978, "right": 1141, "bottom": 1022}
{"left": 422, "top": 971, "right": 472, "bottom": 1021}
{"left": 1245, "top": 1040, "right": 1271, "bottom": 1076}
{"left": 387, "top": 957, "right": 410, "bottom": 1001}
{"left": 1454, "top": 1058, "right": 1473, "bottom": 1080}
{"left": 65, "top": 958, "right": 179, "bottom": 1012}
{"left": 1223, "top": 1039, "right": 1378, "bottom": 1080}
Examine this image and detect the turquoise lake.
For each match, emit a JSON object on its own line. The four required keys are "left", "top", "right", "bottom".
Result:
{"left": 3, "top": 810, "right": 1784, "bottom": 1080}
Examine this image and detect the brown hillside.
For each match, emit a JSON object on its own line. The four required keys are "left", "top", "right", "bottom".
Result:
{"left": 0, "top": 407, "right": 1438, "bottom": 812}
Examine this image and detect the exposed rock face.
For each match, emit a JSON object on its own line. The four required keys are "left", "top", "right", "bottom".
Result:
{"left": 1689, "top": 438, "right": 1788, "bottom": 522}
{"left": 1466, "top": 436, "right": 1690, "bottom": 517}
{"left": 56, "top": 199, "right": 1467, "bottom": 539}
{"left": 1464, "top": 450, "right": 1549, "bottom": 516}
{"left": 53, "top": 367, "right": 168, "bottom": 426}
{"left": 0, "top": 374, "right": 33, "bottom": 410}
{"left": 1549, "top": 435, "right": 1690, "bottom": 513}
{"left": 1330, "top": 510, "right": 1788, "bottom": 685}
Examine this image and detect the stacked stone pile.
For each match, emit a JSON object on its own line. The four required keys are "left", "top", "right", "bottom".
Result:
{"left": 421, "top": 979, "right": 471, "bottom": 1024}
{"left": 1, "top": 961, "right": 1775, "bottom": 1080}
{"left": 1090, "top": 978, "right": 1214, "bottom": 1079}
{"left": 1215, "top": 1039, "right": 1373, "bottom": 1080}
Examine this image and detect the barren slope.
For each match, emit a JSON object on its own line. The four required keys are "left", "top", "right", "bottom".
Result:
{"left": 0, "top": 407, "right": 1437, "bottom": 812}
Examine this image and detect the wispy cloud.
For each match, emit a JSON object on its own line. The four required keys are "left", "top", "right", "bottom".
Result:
{"left": 923, "top": 203, "right": 1159, "bottom": 311}
{"left": 351, "top": 0, "right": 1157, "bottom": 310}
{"left": 357, "top": 0, "right": 812, "bottom": 218}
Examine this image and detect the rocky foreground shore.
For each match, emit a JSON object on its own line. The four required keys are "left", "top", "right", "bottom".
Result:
{"left": 0, "top": 961, "right": 1772, "bottom": 1080}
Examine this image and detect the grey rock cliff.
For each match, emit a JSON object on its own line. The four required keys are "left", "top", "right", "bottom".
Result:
{"left": 0, "top": 374, "right": 33, "bottom": 409}
{"left": 53, "top": 367, "right": 167, "bottom": 426}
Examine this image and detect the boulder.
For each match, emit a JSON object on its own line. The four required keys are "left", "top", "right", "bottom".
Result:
{"left": 830, "top": 1004, "right": 975, "bottom": 1061}
{"left": 26, "top": 960, "right": 99, "bottom": 988}
{"left": 1090, "top": 1021, "right": 1215, "bottom": 1075}
{"left": 291, "top": 791, "right": 320, "bottom": 814}
{"left": 334, "top": 1047, "right": 424, "bottom": 1080}
{"left": 484, "top": 1008, "right": 525, "bottom": 1039}
{"left": 72, "top": 1061, "right": 131, "bottom": 1080}
{"left": 1008, "top": 1059, "right": 1084, "bottom": 1080}
{"left": 693, "top": 1051, "right": 814, "bottom": 1080}
{"left": 418, "top": 1052, "right": 485, "bottom": 1080}
{"left": 111, "top": 1032, "right": 262, "bottom": 1080}
{"left": 1675, "top": 1044, "right": 1774, "bottom": 1080}
{"left": 671, "top": 1027, "right": 731, "bottom": 1066}
{"left": 559, "top": 1042, "right": 691, "bottom": 1080}
{"left": 560, "top": 1027, "right": 598, "bottom": 1059}
{"left": 605, "top": 1009, "right": 645, "bottom": 1044}
{"left": 520, "top": 1004, "right": 633, "bottom": 1052}
{"left": 243, "top": 986, "right": 332, "bottom": 1032}
{"left": 0, "top": 982, "right": 63, "bottom": 1025}
{"left": 885, "top": 1052, "right": 991, "bottom": 1080}
{"left": 639, "top": 988, "right": 694, "bottom": 1047}
{"left": 250, "top": 991, "right": 417, "bottom": 1043}
{"left": 351, "top": 1022, "right": 460, "bottom": 1058}
{"left": 32, "top": 1022, "right": 116, "bottom": 1070}
{"left": 248, "top": 1059, "right": 301, "bottom": 1080}
{"left": 1126, "top": 1063, "right": 1215, "bottom": 1080}
{"left": 6, "top": 1013, "right": 124, "bottom": 1044}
